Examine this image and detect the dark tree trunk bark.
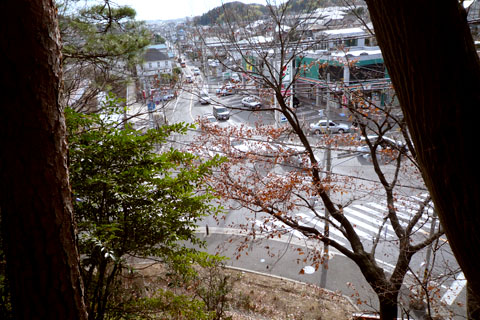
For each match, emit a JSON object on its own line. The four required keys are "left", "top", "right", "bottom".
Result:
{"left": 366, "top": 0, "right": 480, "bottom": 304}
{"left": 379, "top": 294, "right": 399, "bottom": 320}
{"left": 352, "top": 253, "right": 403, "bottom": 319}
{"left": 0, "top": 1, "right": 88, "bottom": 319}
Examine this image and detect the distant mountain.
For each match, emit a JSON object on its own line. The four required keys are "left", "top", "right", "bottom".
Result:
{"left": 193, "top": 0, "right": 345, "bottom": 26}
{"left": 145, "top": 18, "right": 186, "bottom": 25}
{"left": 194, "top": 2, "right": 268, "bottom": 26}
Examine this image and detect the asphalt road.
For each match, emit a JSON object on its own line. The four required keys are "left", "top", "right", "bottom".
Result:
{"left": 154, "top": 61, "right": 467, "bottom": 318}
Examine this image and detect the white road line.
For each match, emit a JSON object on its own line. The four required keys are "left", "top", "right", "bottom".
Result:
{"left": 272, "top": 220, "right": 307, "bottom": 239}
{"left": 254, "top": 219, "right": 306, "bottom": 240}
{"left": 295, "top": 213, "right": 347, "bottom": 246}
{"left": 367, "top": 202, "right": 432, "bottom": 230}
{"left": 171, "top": 90, "right": 181, "bottom": 115}
{"left": 441, "top": 272, "right": 466, "bottom": 305}
{"left": 343, "top": 207, "right": 394, "bottom": 238}
{"left": 296, "top": 210, "right": 382, "bottom": 244}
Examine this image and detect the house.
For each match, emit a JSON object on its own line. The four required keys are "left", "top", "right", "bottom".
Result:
{"left": 315, "top": 27, "right": 373, "bottom": 50}
{"left": 137, "top": 47, "right": 173, "bottom": 78}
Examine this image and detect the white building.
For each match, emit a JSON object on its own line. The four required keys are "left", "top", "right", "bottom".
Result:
{"left": 137, "top": 47, "right": 173, "bottom": 78}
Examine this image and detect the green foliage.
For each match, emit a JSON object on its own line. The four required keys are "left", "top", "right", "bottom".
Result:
{"left": 173, "top": 67, "right": 182, "bottom": 76}
{"left": 57, "top": 0, "right": 151, "bottom": 111}
{"left": 193, "top": 256, "right": 233, "bottom": 320}
{"left": 154, "top": 34, "right": 166, "bottom": 44}
{"left": 118, "top": 289, "right": 216, "bottom": 320}
{"left": 106, "top": 254, "right": 232, "bottom": 320}
{"left": 66, "top": 94, "right": 223, "bottom": 319}
{"left": 60, "top": 4, "right": 151, "bottom": 67}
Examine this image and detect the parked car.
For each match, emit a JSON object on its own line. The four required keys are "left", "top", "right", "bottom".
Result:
{"left": 309, "top": 120, "right": 350, "bottom": 134}
{"left": 208, "top": 59, "right": 219, "bottom": 67}
{"left": 193, "top": 67, "right": 201, "bottom": 76}
{"left": 231, "top": 73, "right": 240, "bottom": 82}
{"left": 212, "top": 105, "right": 230, "bottom": 120}
{"left": 159, "top": 93, "right": 174, "bottom": 101}
{"left": 241, "top": 96, "right": 261, "bottom": 109}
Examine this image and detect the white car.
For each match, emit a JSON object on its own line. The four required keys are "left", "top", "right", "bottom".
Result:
{"left": 241, "top": 96, "right": 261, "bottom": 109}
{"left": 203, "top": 113, "right": 217, "bottom": 123}
{"left": 356, "top": 135, "right": 406, "bottom": 158}
{"left": 198, "top": 90, "right": 211, "bottom": 105}
{"left": 232, "top": 139, "right": 279, "bottom": 158}
{"left": 216, "top": 84, "right": 235, "bottom": 96}
{"left": 193, "top": 67, "right": 201, "bottom": 76}
{"left": 309, "top": 120, "right": 350, "bottom": 134}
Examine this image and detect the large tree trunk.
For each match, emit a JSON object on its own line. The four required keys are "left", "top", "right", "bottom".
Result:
{"left": 378, "top": 294, "right": 399, "bottom": 320}
{"left": 0, "top": 1, "right": 88, "bottom": 319}
{"left": 365, "top": 0, "right": 480, "bottom": 305}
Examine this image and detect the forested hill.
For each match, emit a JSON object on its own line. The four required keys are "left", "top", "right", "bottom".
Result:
{"left": 194, "top": 2, "right": 268, "bottom": 26}
{"left": 194, "top": 0, "right": 344, "bottom": 26}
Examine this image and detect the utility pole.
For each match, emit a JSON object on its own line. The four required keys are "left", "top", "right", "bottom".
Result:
{"left": 320, "top": 72, "right": 332, "bottom": 288}
{"left": 423, "top": 210, "right": 438, "bottom": 282}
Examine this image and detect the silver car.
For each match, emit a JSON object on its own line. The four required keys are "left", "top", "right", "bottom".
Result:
{"left": 356, "top": 135, "right": 407, "bottom": 158}
{"left": 198, "top": 90, "right": 211, "bottom": 104}
{"left": 309, "top": 120, "right": 350, "bottom": 134}
{"left": 241, "top": 96, "right": 261, "bottom": 109}
{"left": 213, "top": 106, "right": 230, "bottom": 120}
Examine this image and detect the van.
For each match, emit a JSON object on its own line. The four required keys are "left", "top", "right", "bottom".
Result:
{"left": 212, "top": 106, "right": 230, "bottom": 120}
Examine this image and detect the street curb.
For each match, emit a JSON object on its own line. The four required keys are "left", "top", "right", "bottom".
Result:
{"left": 196, "top": 227, "right": 359, "bottom": 311}
{"left": 223, "top": 264, "right": 360, "bottom": 312}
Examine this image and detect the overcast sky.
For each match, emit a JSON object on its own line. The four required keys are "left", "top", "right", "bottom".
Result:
{"left": 111, "top": 0, "right": 275, "bottom": 21}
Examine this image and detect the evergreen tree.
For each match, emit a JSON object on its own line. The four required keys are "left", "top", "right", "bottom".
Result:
{"left": 66, "top": 95, "right": 223, "bottom": 319}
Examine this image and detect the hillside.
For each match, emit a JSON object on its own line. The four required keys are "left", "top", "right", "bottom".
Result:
{"left": 193, "top": 0, "right": 344, "bottom": 26}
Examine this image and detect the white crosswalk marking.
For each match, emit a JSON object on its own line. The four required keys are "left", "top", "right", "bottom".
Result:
{"left": 295, "top": 213, "right": 347, "bottom": 246}
{"left": 252, "top": 191, "right": 463, "bottom": 305}
{"left": 343, "top": 207, "right": 392, "bottom": 237}
{"left": 441, "top": 272, "right": 466, "bottom": 305}
{"left": 254, "top": 197, "right": 435, "bottom": 247}
{"left": 368, "top": 202, "right": 433, "bottom": 231}
{"left": 254, "top": 219, "right": 307, "bottom": 240}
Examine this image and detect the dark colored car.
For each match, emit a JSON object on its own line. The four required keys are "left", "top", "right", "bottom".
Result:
{"left": 293, "top": 96, "right": 300, "bottom": 108}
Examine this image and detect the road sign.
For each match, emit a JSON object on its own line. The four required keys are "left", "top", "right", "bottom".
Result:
{"left": 147, "top": 101, "right": 155, "bottom": 111}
